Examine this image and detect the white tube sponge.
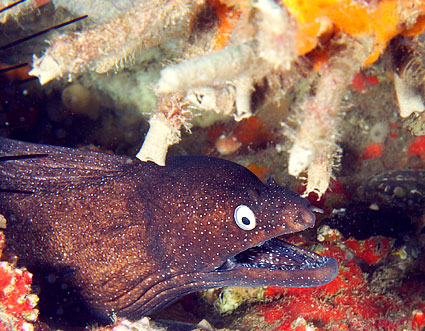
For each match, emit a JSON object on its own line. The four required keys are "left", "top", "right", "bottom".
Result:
{"left": 156, "top": 42, "right": 257, "bottom": 94}
{"left": 394, "top": 72, "right": 425, "bottom": 118}
{"left": 30, "top": 0, "right": 204, "bottom": 85}
{"left": 136, "top": 113, "right": 177, "bottom": 166}
{"left": 136, "top": 95, "right": 191, "bottom": 166}
{"left": 254, "top": 0, "right": 295, "bottom": 70}
{"left": 234, "top": 75, "right": 254, "bottom": 121}
{"left": 287, "top": 36, "right": 373, "bottom": 196}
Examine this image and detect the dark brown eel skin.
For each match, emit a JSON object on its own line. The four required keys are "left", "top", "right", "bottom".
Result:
{"left": 0, "top": 137, "right": 337, "bottom": 322}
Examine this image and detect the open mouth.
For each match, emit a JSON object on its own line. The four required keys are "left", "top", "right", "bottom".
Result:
{"left": 217, "top": 238, "right": 333, "bottom": 272}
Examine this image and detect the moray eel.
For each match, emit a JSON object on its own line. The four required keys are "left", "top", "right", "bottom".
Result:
{"left": 0, "top": 137, "right": 337, "bottom": 321}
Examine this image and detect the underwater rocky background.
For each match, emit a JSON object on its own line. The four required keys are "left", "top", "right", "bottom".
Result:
{"left": 1, "top": 0, "right": 425, "bottom": 330}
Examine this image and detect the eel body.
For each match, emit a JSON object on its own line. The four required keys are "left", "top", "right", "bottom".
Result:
{"left": 0, "top": 137, "right": 337, "bottom": 321}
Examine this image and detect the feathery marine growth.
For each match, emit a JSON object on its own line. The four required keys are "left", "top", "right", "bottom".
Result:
{"left": 28, "top": 0, "right": 425, "bottom": 196}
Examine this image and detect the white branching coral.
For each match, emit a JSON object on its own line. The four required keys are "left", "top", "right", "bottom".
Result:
{"left": 285, "top": 36, "right": 373, "bottom": 196}
{"left": 156, "top": 0, "right": 297, "bottom": 119}
{"left": 29, "top": 0, "right": 205, "bottom": 84}
{"left": 133, "top": 0, "right": 298, "bottom": 165}
{"left": 142, "top": 0, "right": 297, "bottom": 160}
{"left": 24, "top": 0, "right": 425, "bottom": 197}
{"left": 156, "top": 42, "right": 257, "bottom": 94}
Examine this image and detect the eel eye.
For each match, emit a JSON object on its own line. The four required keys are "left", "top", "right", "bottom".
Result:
{"left": 234, "top": 205, "right": 256, "bottom": 231}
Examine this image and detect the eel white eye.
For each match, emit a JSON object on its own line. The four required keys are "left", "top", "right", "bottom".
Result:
{"left": 234, "top": 205, "right": 256, "bottom": 231}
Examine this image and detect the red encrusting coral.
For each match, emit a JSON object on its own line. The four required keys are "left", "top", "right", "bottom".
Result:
{"left": 344, "top": 237, "right": 391, "bottom": 265}
{"left": 207, "top": 116, "right": 273, "bottom": 155}
{"left": 350, "top": 72, "right": 379, "bottom": 93}
{"left": 241, "top": 234, "right": 421, "bottom": 331}
{"left": 0, "top": 231, "right": 39, "bottom": 331}
{"left": 412, "top": 308, "right": 425, "bottom": 330}
{"left": 361, "top": 143, "right": 384, "bottom": 160}
{"left": 408, "top": 135, "right": 425, "bottom": 160}
{"left": 207, "top": 0, "right": 244, "bottom": 50}
{"left": 232, "top": 116, "right": 273, "bottom": 149}
{"left": 298, "top": 178, "right": 351, "bottom": 211}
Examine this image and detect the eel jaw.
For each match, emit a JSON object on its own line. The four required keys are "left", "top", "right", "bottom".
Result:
{"left": 216, "top": 238, "right": 338, "bottom": 286}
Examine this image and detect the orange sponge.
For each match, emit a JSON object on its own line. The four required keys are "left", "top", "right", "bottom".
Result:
{"left": 282, "top": 0, "right": 425, "bottom": 64}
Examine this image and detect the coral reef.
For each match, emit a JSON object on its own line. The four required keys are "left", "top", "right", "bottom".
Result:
{"left": 284, "top": 35, "right": 372, "bottom": 195}
{"left": 24, "top": 0, "right": 425, "bottom": 195}
{"left": 29, "top": 0, "right": 205, "bottom": 84}
{"left": 151, "top": 0, "right": 425, "bottom": 196}
{"left": 230, "top": 231, "right": 425, "bottom": 330}
{"left": 0, "top": 228, "right": 39, "bottom": 331}
{"left": 148, "top": 0, "right": 298, "bottom": 168}
{"left": 363, "top": 169, "right": 425, "bottom": 212}
{"left": 390, "top": 35, "right": 425, "bottom": 118}
{"left": 2, "top": 1, "right": 425, "bottom": 330}
{"left": 136, "top": 94, "right": 192, "bottom": 165}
